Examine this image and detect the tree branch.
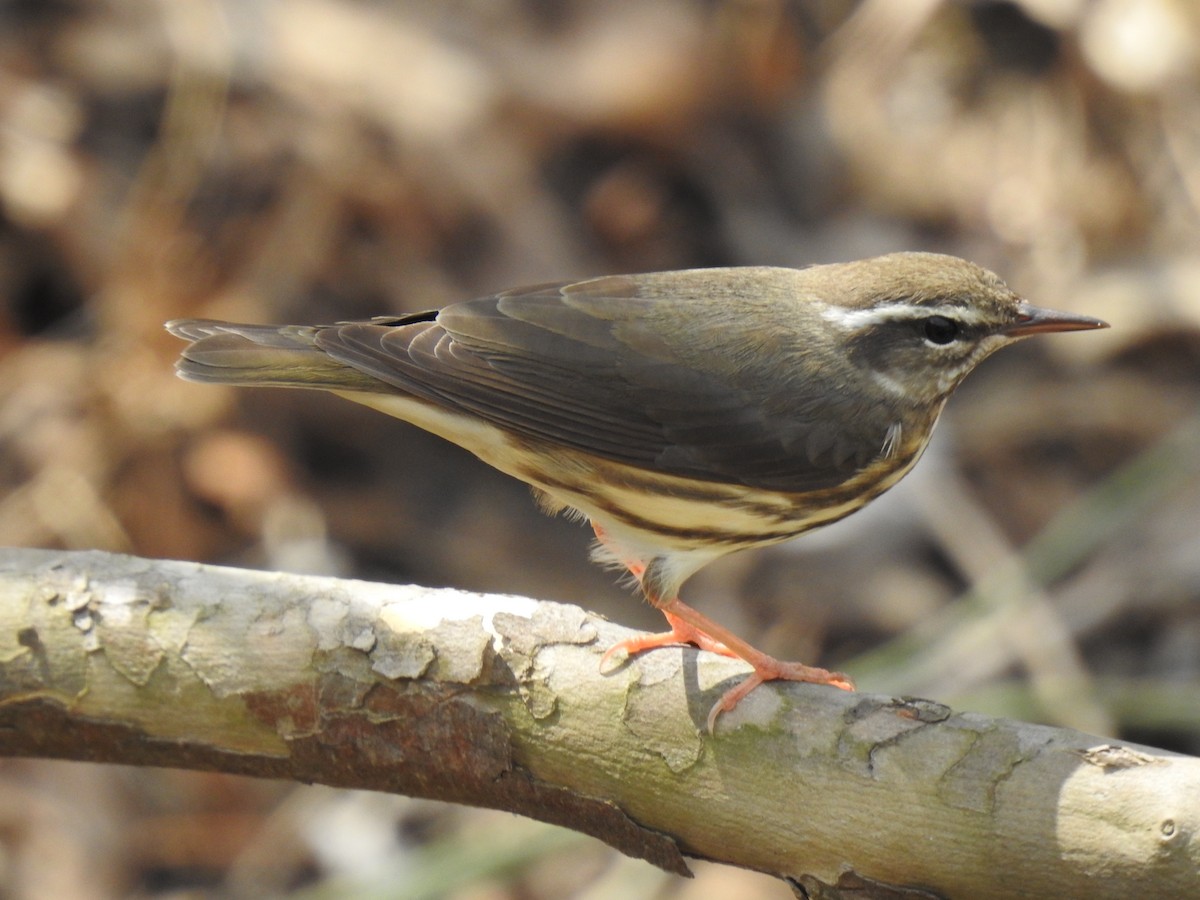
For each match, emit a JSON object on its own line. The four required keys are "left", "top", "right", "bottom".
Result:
{"left": 1, "top": 547, "right": 1196, "bottom": 898}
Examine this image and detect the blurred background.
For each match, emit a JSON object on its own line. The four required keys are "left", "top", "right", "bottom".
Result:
{"left": 2, "top": 0, "right": 1199, "bottom": 896}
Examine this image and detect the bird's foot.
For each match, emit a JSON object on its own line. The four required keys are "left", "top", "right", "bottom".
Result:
{"left": 598, "top": 602, "right": 853, "bottom": 733}
{"left": 705, "top": 658, "right": 854, "bottom": 734}
{"left": 599, "top": 612, "right": 732, "bottom": 673}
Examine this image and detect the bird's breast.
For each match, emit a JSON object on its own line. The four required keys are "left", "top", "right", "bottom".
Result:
{"left": 508, "top": 426, "right": 930, "bottom": 556}
{"left": 337, "top": 388, "right": 932, "bottom": 557}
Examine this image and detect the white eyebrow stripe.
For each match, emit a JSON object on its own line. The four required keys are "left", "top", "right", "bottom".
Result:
{"left": 819, "top": 306, "right": 911, "bottom": 329}
{"left": 818, "top": 304, "right": 990, "bottom": 330}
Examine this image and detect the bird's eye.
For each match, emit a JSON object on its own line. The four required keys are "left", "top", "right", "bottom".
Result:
{"left": 923, "top": 315, "right": 959, "bottom": 345}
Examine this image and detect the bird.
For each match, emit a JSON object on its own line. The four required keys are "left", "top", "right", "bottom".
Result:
{"left": 167, "top": 252, "right": 1108, "bottom": 731}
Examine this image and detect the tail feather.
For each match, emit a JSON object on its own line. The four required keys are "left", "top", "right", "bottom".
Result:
{"left": 166, "top": 319, "right": 385, "bottom": 392}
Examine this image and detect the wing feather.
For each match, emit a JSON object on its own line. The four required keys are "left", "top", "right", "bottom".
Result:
{"left": 310, "top": 275, "right": 893, "bottom": 493}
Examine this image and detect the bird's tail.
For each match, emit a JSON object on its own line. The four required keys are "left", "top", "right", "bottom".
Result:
{"left": 166, "top": 319, "right": 384, "bottom": 392}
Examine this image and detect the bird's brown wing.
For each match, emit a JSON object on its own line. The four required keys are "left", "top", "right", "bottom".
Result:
{"left": 313, "top": 276, "right": 894, "bottom": 494}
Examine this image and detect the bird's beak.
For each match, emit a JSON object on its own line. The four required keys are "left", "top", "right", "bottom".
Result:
{"left": 1003, "top": 302, "right": 1109, "bottom": 337}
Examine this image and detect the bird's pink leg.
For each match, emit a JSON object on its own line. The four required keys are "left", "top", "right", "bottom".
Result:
{"left": 592, "top": 524, "right": 737, "bottom": 664}
{"left": 600, "top": 609, "right": 736, "bottom": 663}
{"left": 656, "top": 595, "right": 853, "bottom": 732}
{"left": 591, "top": 524, "right": 853, "bottom": 731}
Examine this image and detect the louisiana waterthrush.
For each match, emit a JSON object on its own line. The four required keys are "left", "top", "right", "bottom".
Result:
{"left": 168, "top": 252, "right": 1107, "bottom": 731}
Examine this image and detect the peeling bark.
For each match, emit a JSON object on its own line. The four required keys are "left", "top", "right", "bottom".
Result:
{"left": 0, "top": 547, "right": 1197, "bottom": 898}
